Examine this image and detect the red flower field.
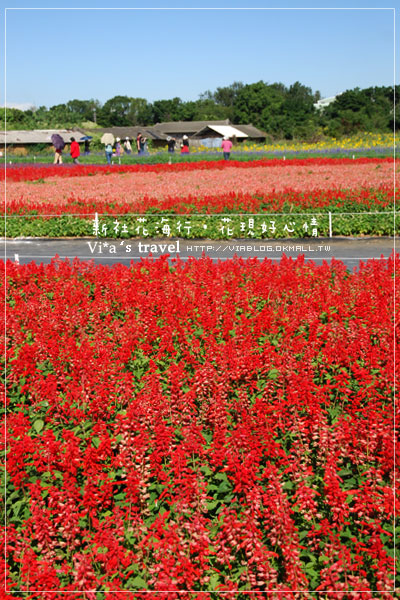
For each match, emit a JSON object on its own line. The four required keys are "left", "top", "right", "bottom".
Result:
{"left": 4, "top": 157, "right": 397, "bottom": 216}
{"left": 3, "top": 255, "right": 398, "bottom": 596}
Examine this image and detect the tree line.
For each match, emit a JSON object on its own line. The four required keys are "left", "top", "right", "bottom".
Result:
{"left": 2, "top": 81, "right": 398, "bottom": 141}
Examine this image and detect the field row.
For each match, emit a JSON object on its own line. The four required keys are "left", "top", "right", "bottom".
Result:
{"left": 3, "top": 157, "right": 397, "bottom": 239}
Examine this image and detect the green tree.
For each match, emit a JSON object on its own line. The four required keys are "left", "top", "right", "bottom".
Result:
{"left": 98, "top": 96, "right": 152, "bottom": 126}
{"left": 320, "top": 85, "right": 398, "bottom": 136}
{"left": 151, "top": 98, "right": 184, "bottom": 123}
{"left": 191, "top": 99, "right": 229, "bottom": 121}
{"left": 281, "top": 81, "right": 318, "bottom": 139}
{"left": 0, "top": 107, "right": 33, "bottom": 129}
{"left": 65, "top": 99, "right": 101, "bottom": 123}
{"left": 233, "top": 81, "right": 286, "bottom": 136}
{"left": 200, "top": 81, "right": 244, "bottom": 121}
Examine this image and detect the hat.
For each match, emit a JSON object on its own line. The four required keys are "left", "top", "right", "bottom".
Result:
{"left": 182, "top": 135, "right": 188, "bottom": 140}
{"left": 125, "top": 137, "right": 129, "bottom": 140}
{"left": 116, "top": 137, "right": 120, "bottom": 142}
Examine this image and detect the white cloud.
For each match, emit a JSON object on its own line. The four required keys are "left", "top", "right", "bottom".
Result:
{"left": 0, "top": 102, "right": 35, "bottom": 111}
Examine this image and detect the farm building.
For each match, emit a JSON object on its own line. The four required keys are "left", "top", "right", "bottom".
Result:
{"left": 0, "top": 129, "right": 87, "bottom": 154}
{"left": 1, "top": 120, "right": 267, "bottom": 154}
{"left": 153, "top": 120, "right": 266, "bottom": 146}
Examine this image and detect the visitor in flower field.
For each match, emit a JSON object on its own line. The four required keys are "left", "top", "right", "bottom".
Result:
{"left": 84, "top": 139, "right": 90, "bottom": 155}
{"left": 124, "top": 137, "right": 132, "bottom": 154}
{"left": 104, "top": 142, "right": 113, "bottom": 165}
{"left": 53, "top": 144, "right": 63, "bottom": 164}
{"left": 180, "top": 135, "right": 190, "bottom": 154}
{"left": 115, "top": 138, "right": 122, "bottom": 157}
{"left": 69, "top": 138, "right": 80, "bottom": 165}
{"left": 136, "top": 132, "right": 142, "bottom": 154}
{"left": 167, "top": 136, "right": 176, "bottom": 153}
{"left": 137, "top": 132, "right": 147, "bottom": 155}
{"left": 182, "top": 134, "right": 190, "bottom": 151}
{"left": 221, "top": 135, "right": 233, "bottom": 160}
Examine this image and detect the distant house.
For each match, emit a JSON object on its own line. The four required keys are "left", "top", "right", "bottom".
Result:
{"left": 0, "top": 128, "right": 87, "bottom": 152}
{"left": 153, "top": 119, "right": 266, "bottom": 146}
{"left": 95, "top": 120, "right": 266, "bottom": 149}
{"left": 232, "top": 123, "right": 267, "bottom": 140}
{"left": 1, "top": 120, "right": 267, "bottom": 153}
{"left": 152, "top": 119, "right": 232, "bottom": 139}
{"left": 314, "top": 96, "right": 339, "bottom": 111}
{"left": 191, "top": 124, "right": 248, "bottom": 140}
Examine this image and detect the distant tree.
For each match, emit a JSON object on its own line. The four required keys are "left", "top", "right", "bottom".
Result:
{"left": 233, "top": 81, "right": 286, "bottom": 136}
{"left": 214, "top": 81, "right": 244, "bottom": 107}
{"left": 98, "top": 96, "right": 128, "bottom": 126}
{"left": 127, "top": 98, "right": 153, "bottom": 126}
{"left": 390, "top": 85, "right": 400, "bottom": 130}
{"left": 200, "top": 81, "right": 244, "bottom": 121}
{"left": 47, "top": 103, "right": 73, "bottom": 127}
{"left": 321, "top": 85, "right": 398, "bottom": 136}
{"left": 191, "top": 99, "right": 230, "bottom": 121}
{"left": 281, "top": 81, "right": 318, "bottom": 139}
{"left": 3, "top": 82, "right": 397, "bottom": 139}
{"left": 151, "top": 98, "right": 185, "bottom": 123}
{"left": 98, "top": 96, "right": 152, "bottom": 126}
{"left": 0, "top": 107, "right": 31, "bottom": 129}
{"left": 65, "top": 99, "right": 101, "bottom": 123}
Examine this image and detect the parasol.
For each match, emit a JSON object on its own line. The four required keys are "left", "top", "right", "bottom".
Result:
{"left": 51, "top": 133, "right": 65, "bottom": 150}
{"left": 101, "top": 133, "right": 115, "bottom": 145}
{"left": 80, "top": 135, "right": 93, "bottom": 141}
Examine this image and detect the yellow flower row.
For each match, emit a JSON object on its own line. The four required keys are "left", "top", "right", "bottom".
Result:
{"left": 186, "top": 132, "right": 396, "bottom": 154}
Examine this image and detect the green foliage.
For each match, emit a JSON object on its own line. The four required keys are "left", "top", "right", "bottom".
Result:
{"left": 321, "top": 86, "right": 397, "bottom": 137}
{"left": 232, "top": 80, "right": 320, "bottom": 140}
{"left": 1, "top": 83, "right": 398, "bottom": 141}
{"left": 98, "top": 95, "right": 153, "bottom": 126}
{"left": 3, "top": 211, "right": 397, "bottom": 239}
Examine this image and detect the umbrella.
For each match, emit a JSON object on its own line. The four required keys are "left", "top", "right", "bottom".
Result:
{"left": 80, "top": 135, "right": 93, "bottom": 141}
{"left": 101, "top": 133, "right": 115, "bottom": 145}
{"left": 51, "top": 133, "right": 65, "bottom": 150}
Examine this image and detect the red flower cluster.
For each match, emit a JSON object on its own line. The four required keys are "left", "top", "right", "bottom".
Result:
{"left": 2, "top": 156, "right": 396, "bottom": 182}
{"left": 3, "top": 255, "right": 398, "bottom": 596}
{"left": 5, "top": 185, "right": 396, "bottom": 216}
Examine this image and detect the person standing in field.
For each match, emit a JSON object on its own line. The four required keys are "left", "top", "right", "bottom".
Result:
{"left": 136, "top": 132, "right": 146, "bottom": 154}
{"left": 70, "top": 138, "right": 80, "bottom": 164}
{"left": 115, "top": 138, "right": 122, "bottom": 157}
{"left": 124, "top": 137, "right": 132, "bottom": 154}
{"left": 53, "top": 143, "right": 63, "bottom": 164}
{"left": 182, "top": 135, "right": 190, "bottom": 152}
{"left": 167, "top": 136, "right": 176, "bottom": 153}
{"left": 105, "top": 142, "right": 113, "bottom": 165}
{"left": 53, "top": 148, "right": 63, "bottom": 164}
{"left": 221, "top": 136, "right": 233, "bottom": 160}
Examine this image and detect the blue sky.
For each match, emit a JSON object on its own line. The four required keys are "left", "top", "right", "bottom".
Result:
{"left": 0, "top": 1, "right": 397, "bottom": 110}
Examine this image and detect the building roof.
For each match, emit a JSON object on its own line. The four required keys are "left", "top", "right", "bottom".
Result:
{"left": 192, "top": 124, "right": 249, "bottom": 139}
{"left": 0, "top": 128, "right": 86, "bottom": 144}
{"left": 153, "top": 119, "right": 231, "bottom": 134}
{"left": 94, "top": 126, "right": 168, "bottom": 140}
{"left": 232, "top": 123, "right": 267, "bottom": 138}
{"left": 314, "top": 96, "right": 338, "bottom": 110}
{"left": 154, "top": 120, "right": 266, "bottom": 139}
